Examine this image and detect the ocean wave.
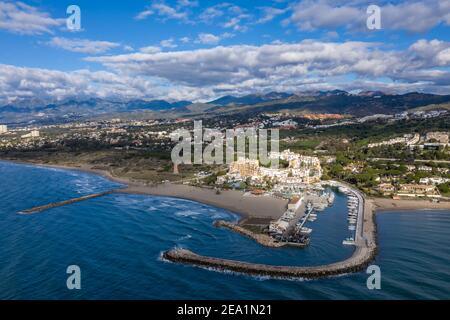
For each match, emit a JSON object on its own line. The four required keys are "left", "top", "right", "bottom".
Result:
{"left": 177, "top": 234, "right": 192, "bottom": 241}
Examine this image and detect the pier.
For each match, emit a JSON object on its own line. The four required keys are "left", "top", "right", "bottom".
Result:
{"left": 292, "top": 202, "right": 312, "bottom": 232}
{"left": 19, "top": 190, "right": 118, "bottom": 214}
{"left": 214, "top": 220, "right": 287, "bottom": 248}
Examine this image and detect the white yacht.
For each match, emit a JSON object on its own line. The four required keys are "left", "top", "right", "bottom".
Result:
{"left": 300, "top": 227, "right": 312, "bottom": 234}
{"left": 342, "top": 237, "right": 355, "bottom": 245}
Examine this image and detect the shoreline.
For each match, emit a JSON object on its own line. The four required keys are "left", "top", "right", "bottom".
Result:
{"left": 370, "top": 197, "right": 450, "bottom": 212}
{"left": 0, "top": 159, "right": 288, "bottom": 220}
{"left": 4, "top": 158, "right": 449, "bottom": 214}
{"left": 2, "top": 158, "right": 450, "bottom": 279}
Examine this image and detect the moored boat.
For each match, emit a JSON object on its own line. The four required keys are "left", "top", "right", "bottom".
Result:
{"left": 342, "top": 237, "right": 355, "bottom": 245}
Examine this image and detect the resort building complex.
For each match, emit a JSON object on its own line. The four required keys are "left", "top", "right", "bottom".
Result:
{"left": 218, "top": 150, "right": 323, "bottom": 187}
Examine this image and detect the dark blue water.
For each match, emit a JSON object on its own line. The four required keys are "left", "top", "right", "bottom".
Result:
{"left": 0, "top": 161, "right": 449, "bottom": 299}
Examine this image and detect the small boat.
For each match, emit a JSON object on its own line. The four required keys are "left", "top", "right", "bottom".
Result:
{"left": 300, "top": 227, "right": 312, "bottom": 234}
{"left": 327, "top": 192, "right": 335, "bottom": 206}
{"left": 342, "top": 237, "right": 355, "bottom": 245}
{"left": 348, "top": 225, "right": 356, "bottom": 231}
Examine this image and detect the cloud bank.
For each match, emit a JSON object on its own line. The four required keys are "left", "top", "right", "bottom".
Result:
{"left": 1, "top": 39, "right": 449, "bottom": 104}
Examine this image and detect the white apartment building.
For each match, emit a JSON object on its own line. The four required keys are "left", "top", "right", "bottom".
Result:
{"left": 21, "top": 130, "right": 40, "bottom": 139}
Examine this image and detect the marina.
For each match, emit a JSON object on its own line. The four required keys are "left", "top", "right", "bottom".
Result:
{"left": 165, "top": 180, "right": 374, "bottom": 279}
{"left": 336, "top": 186, "right": 362, "bottom": 246}
{"left": 268, "top": 189, "right": 335, "bottom": 246}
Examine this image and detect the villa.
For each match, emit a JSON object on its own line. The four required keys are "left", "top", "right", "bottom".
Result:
{"left": 396, "top": 184, "right": 441, "bottom": 198}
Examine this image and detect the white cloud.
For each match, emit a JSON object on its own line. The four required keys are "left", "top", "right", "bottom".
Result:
{"left": 135, "top": 9, "right": 153, "bottom": 20}
{"left": 223, "top": 13, "right": 251, "bottom": 32}
{"left": 153, "top": 3, "right": 188, "bottom": 20}
{"left": 381, "top": 0, "right": 450, "bottom": 33}
{"left": 199, "top": 6, "right": 224, "bottom": 22}
{"left": 2, "top": 38, "right": 450, "bottom": 104}
{"left": 257, "top": 7, "right": 287, "bottom": 24}
{"left": 180, "top": 36, "right": 190, "bottom": 44}
{"left": 48, "top": 37, "right": 121, "bottom": 54}
{"left": 194, "top": 32, "right": 234, "bottom": 45}
{"left": 0, "top": 63, "right": 215, "bottom": 104}
{"left": 0, "top": 1, "right": 64, "bottom": 35}
{"left": 199, "top": 3, "right": 252, "bottom": 31}
{"left": 85, "top": 39, "right": 450, "bottom": 93}
{"left": 139, "top": 46, "right": 162, "bottom": 54}
{"left": 136, "top": 2, "right": 189, "bottom": 21}
{"left": 196, "top": 33, "right": 220, "bottom": 45}
{"left": 160, "top": 38, "right": 177, "bottom": 48}
{"left": 177, "top": 0, "right": 198, "bottom": 8}
{"left": 286, "top": 0, "right": 450, "bottom": 33}
{"left": 287, "top": 1, "right": 362, "bottom": 31}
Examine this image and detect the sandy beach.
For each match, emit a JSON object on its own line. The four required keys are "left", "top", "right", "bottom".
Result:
{"left": 4, "top": 159, "right": 450, "bottom": 219}
{"left": 2, "top": 160, "right": 288, "bottom": 220}
{"left": 121, "top": 183, "right": 288, "bottom": 219}
{"left": 371, "top": 197, "right": 450, "bottom": 212}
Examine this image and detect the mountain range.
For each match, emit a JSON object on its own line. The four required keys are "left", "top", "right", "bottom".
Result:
{"left": 2, "top": 91, "right": 450, "bottom": 125}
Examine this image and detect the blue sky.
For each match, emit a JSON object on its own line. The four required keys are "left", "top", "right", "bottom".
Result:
{"left": 0, "top": 0, "right": 449, "bottom": 103}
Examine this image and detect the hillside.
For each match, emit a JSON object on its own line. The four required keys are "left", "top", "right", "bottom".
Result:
{"left": 2, "top": 91, "right": 450, "bottom": 125}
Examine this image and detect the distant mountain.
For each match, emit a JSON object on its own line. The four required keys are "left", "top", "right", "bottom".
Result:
{"left": 207, "top": 92, "right": 293, "bottom": 106}
{"left": 357, "top": 91, "right": 386, "bottom": 97}
{"left": 206, "top": 92, "right": 450, "bottom": 117}
{"left": 317, "top": 89, "right": 350, "bottom": 97}
{"left": 125, "top": 99, "right": 191, "bottom": 111}
{"left": 0, "top": 98, "right": 192, "bottom": 124}
{"left": 2, "top": 91, "right": 450, "bottom": 125}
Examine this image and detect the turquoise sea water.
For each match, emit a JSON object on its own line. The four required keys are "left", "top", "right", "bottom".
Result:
{"left": 0, "top": 161, "right": 449, "bottom": 299}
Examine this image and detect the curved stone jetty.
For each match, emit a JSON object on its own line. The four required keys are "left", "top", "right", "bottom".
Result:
{"left": 163, "top": 244, "right": 376, "bottom": 279}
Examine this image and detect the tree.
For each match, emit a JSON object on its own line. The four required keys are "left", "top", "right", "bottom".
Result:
{"left": 438, "top": 183, "right": 449, "bottom": 195}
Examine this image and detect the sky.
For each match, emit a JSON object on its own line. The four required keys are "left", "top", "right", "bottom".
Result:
{"left": 0, "top": 0, "right": 449, "bottom": 104}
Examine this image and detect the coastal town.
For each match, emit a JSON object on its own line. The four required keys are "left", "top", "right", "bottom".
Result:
{"left": 1, "top": 107, "right": 448, "bottom": 201}
{"left": 3, "top": 0, "right": 450, "bottom": 302}
{"left": 0, "top": 106, "right": 449, "bottom": 276}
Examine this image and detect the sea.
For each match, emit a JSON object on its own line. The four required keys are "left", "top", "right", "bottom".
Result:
{"left": 0, "top": 160, "right": 449, "bottom": 299}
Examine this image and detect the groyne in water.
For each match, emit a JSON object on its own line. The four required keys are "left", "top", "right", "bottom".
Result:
{"left": 19, "top": 190, "right": 118, "bottom": 214}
